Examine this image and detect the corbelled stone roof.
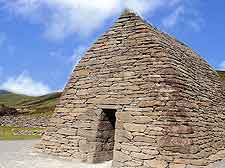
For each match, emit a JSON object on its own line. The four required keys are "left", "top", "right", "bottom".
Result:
{"left": 36, "top": 10, "right": 225, "bottom": 168}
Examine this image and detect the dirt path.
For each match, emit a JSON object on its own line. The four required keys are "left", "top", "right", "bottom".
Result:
{"left": 1, "top": 140, "right": 225, "bottom": 168}
{"left": 0, "top": 140, "right": 111, "bottom": 168}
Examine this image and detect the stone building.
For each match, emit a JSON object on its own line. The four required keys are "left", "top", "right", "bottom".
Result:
{"left": 36, "top": 10, "right": 225, "bottom": 168}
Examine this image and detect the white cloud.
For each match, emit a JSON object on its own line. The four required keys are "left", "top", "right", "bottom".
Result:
{"left": 162, "top": 6, "right": 185, "bottom": 29}
{"left": 0, "top": 72, "right": 51, "bottom": 96}
{"left": 1, "top": 0, "right": 121, "bottom": 40}
{"left": 1, "top": 0, "right": 189, "bottom": 41}
{"left": 219, "top": 61, "right": 225, "bottom": 71}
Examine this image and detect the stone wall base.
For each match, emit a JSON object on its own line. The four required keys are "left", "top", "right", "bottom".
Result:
{"left": 111, "top": 149, "right": 225, "bottom": 168}
{"left": 34, "top": 147, "right": 225, "bottom": 168}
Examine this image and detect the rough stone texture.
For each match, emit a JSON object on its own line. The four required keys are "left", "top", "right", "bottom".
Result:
{"left": 0, "top": 115, "right": 49, "bottom": 128}
{"left": 36, "top": 10, "right": 225, "bottom": 167}
{"left": 13, "top": 129, "right": 44, "bottom": 136}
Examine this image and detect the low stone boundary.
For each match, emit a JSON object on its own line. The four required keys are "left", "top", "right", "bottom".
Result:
{"left": 34, "top": 147, "right": 225, "bottom": 168}
{"left": 0, "top": 115, "right": 49, "bottom": 128}
{"left": 12, "top": 129, "right": 44, "bottom": 136}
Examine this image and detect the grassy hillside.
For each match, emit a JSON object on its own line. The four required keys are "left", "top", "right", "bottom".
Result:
{"left": 217, "top": 71, "right": 225, "bottom": 83}
{"left": 0, "top": 91, "right": 62, "bottom": 116}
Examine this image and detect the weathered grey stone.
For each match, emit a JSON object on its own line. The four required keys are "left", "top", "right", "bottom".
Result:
{"left": 131, "top": 152, "right": 155, "bottom": 160}
{"left": 113, "top": 151, "right": 132, "bottom": 162}
{"left": 121, "top": 144, "right": 141, "bottom": 152}
{"left": 125, "top": 160, "right": 143, "bottom": 167}
{"left": 57, "top": 128, "right": 77, "bottom": 136}
{"left": 79, "top": 140, "right": 96, "bottom": 153}
{"left": 133, "top": 136, "right": 155, "bottom": 143}
{"left": 124, "top": 123, "right": 147, "bottom": 132}
{"left": 133, "top": 116, "right": 153, "bottom": 124}
{"left": 138, "top": 100, "right": 163, "bottom": 107}
{"left": 115, "top": 129, "right": 133, "bottom": 140}
{"left": 144, "top": 159, "right": 168, "bottom": 168}
{"left": 169, "top": 163, "right": 187, "bottom": 168}
{"left": 142, "top": 149, "right": 159, "bottom": 155}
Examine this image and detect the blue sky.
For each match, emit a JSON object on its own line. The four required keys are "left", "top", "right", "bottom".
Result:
{"left": 0, "top": 0, "right": 224, "bottom": 96}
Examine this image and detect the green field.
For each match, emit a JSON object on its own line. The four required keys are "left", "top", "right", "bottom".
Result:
{"left": 0, "top": 126, "right": 45, "bottom": 140}
{"left": 0, "top": 91, "right": 61, "bottom": 116}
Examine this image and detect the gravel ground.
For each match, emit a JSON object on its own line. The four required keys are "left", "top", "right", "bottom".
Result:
{"left": 1, "top": 140, "right": 225, "bottom": 168}
{"left": 0, "top": 140, "right": 111, "bottom": 168}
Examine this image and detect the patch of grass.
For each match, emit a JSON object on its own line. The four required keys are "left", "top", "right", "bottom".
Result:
{"left": 17, "top": 92, "right": 61, "bottom": 107}
{"left": 0, "top": 92, "right": 61, "bottom": 108}
{"left": 217, "top": 71, "right": 225, "bottom": 83}
{"left": 0, "top": 126, "right": 45, "bottom": 140}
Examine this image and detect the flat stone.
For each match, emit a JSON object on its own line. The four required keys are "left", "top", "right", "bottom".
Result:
{"left": 113, "top": 151, "right": 132, "bottom": 162}
{"left": 79, "top": 140, "right": 96, "bottom": 153}
{"left": 169, "top": 163, "right": 187, "bottom": 168}
{"left": 121, "top": 144, "right": 141, "bottom": 152}
{"left": 124, "top": 123, "right": 147, "bottom": 132}
{"left": 57, "top": 128, "right": 77, "bottom": 136}
{"left": 131, "top": 152, "right": 155, "bottom": 159}
{"left": 144, "top": 159, "right": 168, "bottom": 168}
{"left": 133, "top": 136, "right": 155, "bottom": 143}
{"left": 142, "top": 149, "right": 159, "bottom": 155}
{"left": 115, "top": 129, "right": 133, "bottom": 140}
{"left": 133, "top": 116, "right": 153, "bottom": 124}
{"left": 138, "top": 100, "right": 163, "bottom": 107}
{"left": 75, "top": 69, "right": 90, "bottom": 76}
{"left": 125, "top": 160, "right": 143, "bottom": 167}
{"left": 165, "top": 125, "right": 194, "bottom": 134}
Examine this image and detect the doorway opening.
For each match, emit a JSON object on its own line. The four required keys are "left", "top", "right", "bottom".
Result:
{"left": 95, "top": 109, "right": 117, "bottom": 162}
{"left": 103, "top": 109, "right": 116, "bottom": 129}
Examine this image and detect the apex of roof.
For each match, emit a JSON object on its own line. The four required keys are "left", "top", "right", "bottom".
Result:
{"left": 116, "top": 9, "right": 146, "bottom": 25}
{"left": 115, "top": 9, "right": 158, "bottom": 35}
{"left": 121, "top": 8, "right": 137, "bottom": 16}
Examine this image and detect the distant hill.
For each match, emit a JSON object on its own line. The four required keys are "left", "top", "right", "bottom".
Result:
{"left": 217, "top": 71, "right": 225, "bottom": 83}
{"left": 0, "top": 91, "right": 62, "bottom": 116}
{"left": 0, "top": 90, "right": 11, "bottom": 95}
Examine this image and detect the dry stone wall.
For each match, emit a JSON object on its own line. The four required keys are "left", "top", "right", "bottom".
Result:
{"left": 36, "top": 10, "right": 225, "bottom": 168}
{"left": 0, "top": 115, "right": 49, "bottom": 128}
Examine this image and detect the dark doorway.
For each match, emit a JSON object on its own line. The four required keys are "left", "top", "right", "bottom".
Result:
{"left": 103, "top": 109, "right": 116, "bottom": 129}
{"left": 94, "top": 109, "right": 117, "bottom": 162}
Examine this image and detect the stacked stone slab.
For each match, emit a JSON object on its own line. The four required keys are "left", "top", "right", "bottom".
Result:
{"left": 36, "top": 10, "right": 225, "bottom": 168}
